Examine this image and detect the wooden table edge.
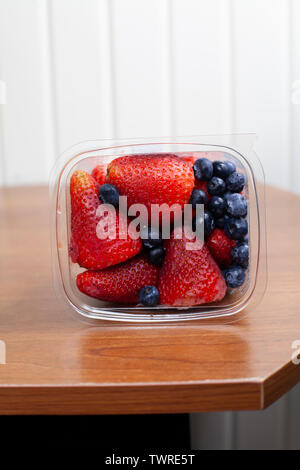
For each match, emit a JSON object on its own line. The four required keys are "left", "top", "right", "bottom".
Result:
{"left": 262, "top": 361, "right": 300, "bottom": 409}
{"left": 1, "top": 362, "right": 299, "bottom": 415}
{"left": 0, "top": 380, "right": 262, "bottom": 415}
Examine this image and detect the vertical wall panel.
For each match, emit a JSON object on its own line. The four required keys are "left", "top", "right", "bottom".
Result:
{"left": 171, "top": 0, "right": 232, "bottom": 135}
{"left": 98, "top": 0, "right": 117, "bottom": 139}
{"left": 36, "top": 0, "right": 58, "bottom": 178}
{"left": 191, "top": 384, "right": 300, "bottom": 450}
{"left": 218, "top": 0, "right": 234, "bottom": 134}
{"left": 157, "top": 0, "right": 175, "bottom": 135}
{"left": 234, "top": 397, "right": 288, "bottom": 450}
{"left": 190, "top": 412, "right": 235, "bottom": 450}
{"left": 232, "top": 0, "right": 291, "bottom": 190}
{"left": 0, "top": 105, "right": 5, "bottom": 186}
{"left": 110, "top": 0, "right": 168, "bottom": 138}
{"left": 0, "top": 0, "right": 56, "bottom": 185}
{"left": 0, "top": 56, "right": 6, "bottom": 184}
{"left": 291, "top": 0, "right": 300, "bottom": 194}
{"left": 287, "top": 382, "right": 300, "bottom": 449}
{"left": 50, "top": 0, "right": 114, "bottom": 153}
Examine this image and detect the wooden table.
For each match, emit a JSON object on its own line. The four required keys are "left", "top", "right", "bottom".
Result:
{"left": 0, "top": 185, "right": 300, "bottom": 415}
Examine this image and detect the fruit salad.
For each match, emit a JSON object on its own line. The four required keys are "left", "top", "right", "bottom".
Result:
{"left": 69, "top": 153, "right": 249, "bottom": 309}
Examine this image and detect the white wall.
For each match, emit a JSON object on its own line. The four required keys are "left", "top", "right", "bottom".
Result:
{"left": 0, "top": 0, "right": 300, "bottom": 191}
{"left": 191, "top": 382, "right": 300, "bottom": 450}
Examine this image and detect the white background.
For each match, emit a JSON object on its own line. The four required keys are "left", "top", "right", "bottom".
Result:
{"left": 0, "top": 0, "right": 300, "bottom": 192}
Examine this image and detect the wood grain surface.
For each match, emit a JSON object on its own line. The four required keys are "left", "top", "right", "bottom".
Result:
{"left": 0, "top": 185, "right": 300, "bottom": 414}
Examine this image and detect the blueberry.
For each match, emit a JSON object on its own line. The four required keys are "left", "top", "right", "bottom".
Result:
{"left": 231, "top": 243, "right": 249, "bottom": 268}
{"left": 222, "top": 190, "right": 232, "bottom": 199}
{"left": 140, "top": 226, "right": 162, "bottom": 249}
{"left": 99, "top": 184, "right": 119, "bottom": 207}
{"left": 224, "top": 217, "right": 248, "bottom": 240}
{"left": 213, "top": 161, "right": 232, "bottom": 179}
{"left": 215, "top": 214, "right": 230, "bottom": 229}
{"left": 222, "top": 192, "right": 232, "bottom": 202}
{"left": 192, "top": 213, "right": 203, "bottom": 232}
{"left": 204, "top": 211, "right": 215, "bottom": 237}
{"left": 225, "top": 193, "right": 247, "bottom": 218}
{"left": 224, "top": 266, "right": 246, "bottom": 288}
{"left": 215, "top": 218, "right": 224, "bottom": 229}
{"left": 192, "top": 211, "right": 215, "bottom": 238}
{"left": 226, "top": 172, "right": 245, "bottom": 193}
{"left": 139, "top": 285, "right": 160, "bottom": 306}
{"left": 207, "top": 176, "right": 226, "bottom": 196}
{"left": 226, "top": 161, "right": 236, "bottom": 175}
{"left": 193, "top": 158, "right": 213, "bottom": 181}
{"left": 189, "top": 188, "right": 208, "bottom": 208}
{"left": 147, "top": 247, "right": 166, "bottom": 267}
{"left": 208, "top": 196, "right": 226, "bottom": 218}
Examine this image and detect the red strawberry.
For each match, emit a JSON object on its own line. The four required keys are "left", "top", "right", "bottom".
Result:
{"left": 106, "top": 154, "right": 194, "bottom": 217}
{"left": 181, "top": 155, "right": 197, "bottom": 165}
{"left": 91, "top": 164, "right": 107, "bottom": 186}
{"left": 77, "top": 254, "right": 159, "bottom": 304}
{"left": 207, "top": 228, "right": 236, "bottom": 268}
{"left": 158, "top": 229, "right": 227, "bottom": 306}
{"left": 70, "top": 170, "right": 142, "bottom": 270}
{"left": 177, "top": 153, "right": 211, "bottom": 200}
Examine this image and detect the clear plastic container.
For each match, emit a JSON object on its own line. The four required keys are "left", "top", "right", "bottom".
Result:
{"left": 50, "top": 135, "right": 267, "bottom": 323}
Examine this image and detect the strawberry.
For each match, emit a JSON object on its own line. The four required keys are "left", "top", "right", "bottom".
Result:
{"left": 180, "top": 155, "right": 197, "bottom": 165}
{"left": 70, "top": 170, "right": 142, "bottom": 270}
{"left": 77, "top": 254, "right": 159, "bottom": 303}
{"left": 177, "top": 153, "right": 211, "bottom": 199}
{"left": 106, "top": 154, "right": 194, "bottom": 217}
{"left": 158, "top": 229, "right": 227, "bottom": 306}
{"left": 91, "top": 164, "right": 107, "bottom": 186}
{"left": 207, "top": 228, "right": 236, "bottom": 268}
